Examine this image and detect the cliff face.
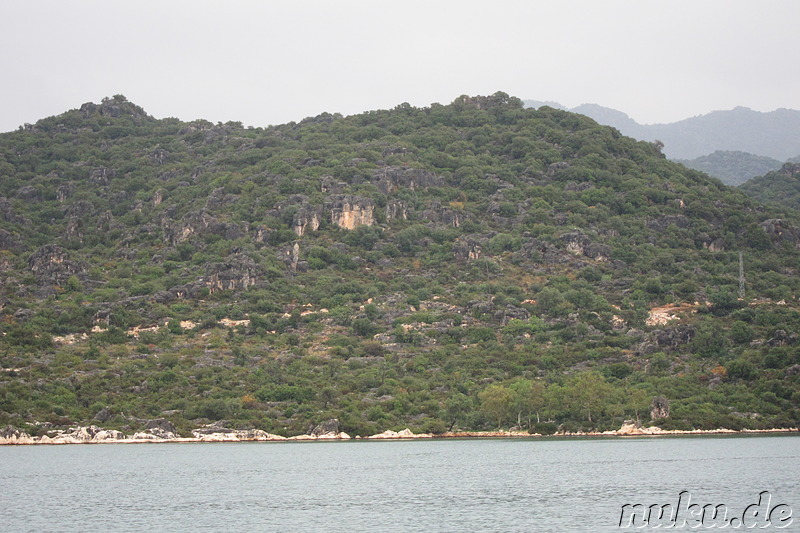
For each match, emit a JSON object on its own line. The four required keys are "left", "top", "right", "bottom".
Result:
{"left": 327, "top": 195, "right": 375, "bottom": 229}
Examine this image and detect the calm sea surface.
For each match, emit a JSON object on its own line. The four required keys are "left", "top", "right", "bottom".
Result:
{"left": 1, "top": 435, "right": 798, "bottom": 532}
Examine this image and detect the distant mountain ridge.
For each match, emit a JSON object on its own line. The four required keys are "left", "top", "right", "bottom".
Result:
{"left": 675, "top": 151, "right": 784, "bottom": 187}
{"left": 523, "top": 100, "right": 800, "bottom": 162}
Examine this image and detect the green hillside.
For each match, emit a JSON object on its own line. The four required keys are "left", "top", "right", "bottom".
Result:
{"left": 676, "top": 150, "right": 784, "bottom": 186}
{"left": 1, "top": 93, "right": 798, "bottom": 437}
{"left": 740, "top": 163, "right": 800, "bottom": 211}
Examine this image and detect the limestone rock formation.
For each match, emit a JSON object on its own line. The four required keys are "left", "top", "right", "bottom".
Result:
{"left": 162, "top": 210, "right": 245, "bottom": 246}
{"left": 327, "top": 195, "right": 375, "bottom": 229}
{"left": 385, "top": 199, "right": 410, "bottom": 221}
{"left": 309, "top": 418, "right": 340, "bottom": 437}
{"left": 560, "top": 231, "right": 610, "bottom": 261}
{"left": 205, "top": 253, "right": 262, "bottom": 293}
{"left": 453, "top": 237, "right": 482, "bottom": 260}
{"left": 651, "top": 396, "right": 670, "bottom": 420}
{"left": 292, "top": 205, "right": 323, "bottom": 236}
{"left": 0, "top": 425, "right": 34, "bottom": 445}
{"left": 27, "top": 245, "right": 88, "bottom": 286}
{"left": 759, "top": 219, "right": 800, "bottom": 248}
{"left": 372, "top": 166, "right": 440, "bottom": 195}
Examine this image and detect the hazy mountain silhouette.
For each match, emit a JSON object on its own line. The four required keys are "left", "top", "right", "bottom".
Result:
{"left": 524, "top": 100, "right": 800, "bottom": 162}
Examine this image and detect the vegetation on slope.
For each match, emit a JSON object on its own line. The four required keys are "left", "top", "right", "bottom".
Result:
{"left": 0, "top": 93, "right": 798, "bottom": 437}
{"left": 740, "top": 163, "right": 800, "bottom": 211}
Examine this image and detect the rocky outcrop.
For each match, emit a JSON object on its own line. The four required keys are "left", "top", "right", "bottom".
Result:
{"left": 191, "top": 424, "right": 285, "bottom": 442}
{"left": 279, "top": 242, "right": 307, "bottom": 272}
{"left": 162, "top": 210, "right": 245, "bottom": 245}
{"left": 205, "top": 253, "right": 262, "bottom": 293}
{"left": 385, "top": 199, "right": 410, "bottom": 221}
{"left": 56, "top": 183, "right": 75, "bottom": 203}
{"left": 89, "top": 167, "right": 116, "bottom": 185}
{"left": 560, "top": 231, "right": 610, "bottom": 261}
{"left": 372, "top": 166, "right": 441, "bottom": 195}
{"left": 292, "top": 205, "right": 323, "bottom": 236}
{"left": 651, "top": 396, "right": 670, "bottom": 419}
{"left": 453, "top": 238, "right": 482, "bottom": 260}
{"left": 327, "top": 195, "right": 375, "bottom": 229}
{"left": 759, "top": 219, "right": 800, "bottom": 248}
{"left": 0, "top": 426, "right": 35, "bottom": 445}
{"left": 366, "top": 428, "right": 431, "bottom": 439}
{"left": 308, "top": 418, "right": 341, "bottom": 437}
{"left": 420, "top": 201, "right": 463, "bottom": 228}
{"left": 647, "top": 215, "right": 690, "bottom": 232}
{"left": 27, "top": 245, "right": 88, "bottom": 286}
{"left": 145, "top": 418, "right": 179, "bottom": 439}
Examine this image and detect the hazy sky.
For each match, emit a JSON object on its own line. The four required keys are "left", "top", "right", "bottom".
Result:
{"left": 2, "top": 0, "right": 799, "bottom": 132}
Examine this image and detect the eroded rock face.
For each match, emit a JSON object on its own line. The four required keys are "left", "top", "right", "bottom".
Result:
{"left": 27, "top": 245, "right": 87, "bottom": 286}
{"left": 560, "top": 231, "right": 610, "bottom": 261}
{"left": 90, "top": 167, "right": 116, "bottom": 185}
{"left": 292, "top": 205, "right": 322, "bottom": 236}
{"left": 647, "top": 215, "right": 690, "bottom": 233}
{"left": 651, "top": 396, "right": 670, "bottom": 419}
{"left": 190, "top": 425, "right": 285, "bottom": 441}
{"left": 759, "top": 219, "right": 800, "bottom": 248}
{"left": 162, "top": 210, "right": 245, "bottom": 245}
{"left": 327, "top": 195, "right": 374, "bottom": 229}
{"left": 385, "top": 199, "right": 409, "bottom": 221}
{"left": 0, "top": 426, "right": 35, "bottom": 444}
{"left": 308, "top": 419, "right": 340, "bottom": 437}
{"left": 56, "top": 183, "right": 75, "bottom": 203}
{"left": 453, "top": 238, "right": 482, "bottom": 260}
{"left": 205, "top": 253, "right": 262, "bottom": 293}
{"left": 372, "top": 166, "right": 441, "bottom": 195}
{"left": 421, "top": 201, "right": 463, "bottom": 227}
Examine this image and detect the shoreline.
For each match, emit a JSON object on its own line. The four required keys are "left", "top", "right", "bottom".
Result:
{"left": 1, "top": 424, "right": 797, "bottom": 446}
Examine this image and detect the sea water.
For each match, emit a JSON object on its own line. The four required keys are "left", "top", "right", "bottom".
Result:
{"left": 1, "top": 435, "right": 798, "bottom": 532}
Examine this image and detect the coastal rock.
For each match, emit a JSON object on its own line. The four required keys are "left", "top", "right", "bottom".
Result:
{"left": 615, "top": 422, "right": 663, "bottom": 435}
{"left": 309, "top": 418, "right": 340, "bottom": 437}
{"left": 190, "top": 427, "right": 285, "bottom": 442}
{"left": 366, "top": 428, "right": 428, "bottom": 439}
{"left": 0, "top": 426, "right": 35, "bottom": 445}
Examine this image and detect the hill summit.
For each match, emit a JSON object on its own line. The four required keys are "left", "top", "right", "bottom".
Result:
{"left": 0, "top": 93, "right": 798, "bottom": 438}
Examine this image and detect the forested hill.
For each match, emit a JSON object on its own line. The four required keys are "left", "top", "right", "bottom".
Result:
{"left": 740, "top": 163, "right": 800, "bottom": 211}
{"left": 1, "top": 93, "right": 798, "bottom": 438}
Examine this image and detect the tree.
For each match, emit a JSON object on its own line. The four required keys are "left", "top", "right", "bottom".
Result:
{"left": 479, "top": 385, "right": 514, "bottom": 428}
{"left": 563, "top": 371, "right": 612, "bottom": 423}
{"left": 509, "top": 379, "right": 546, "bottom": 427}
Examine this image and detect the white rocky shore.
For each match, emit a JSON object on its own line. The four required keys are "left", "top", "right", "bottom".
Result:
{"left": 1, "top": 422, "right": 796, "bottom": 446}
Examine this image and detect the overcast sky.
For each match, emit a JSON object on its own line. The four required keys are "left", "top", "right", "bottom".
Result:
{"left": 2, "top": 0, "right": 799, "bottom": 132}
